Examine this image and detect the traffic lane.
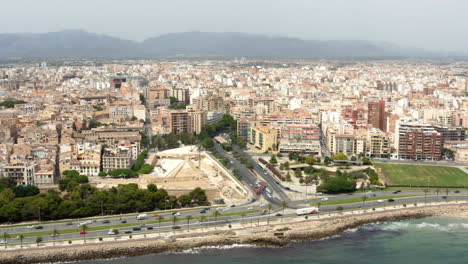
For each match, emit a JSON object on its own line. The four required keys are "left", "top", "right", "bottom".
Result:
{"left": 213, "top": 142, "right": 279, "bottom": 204}
{"left": 2, "top": 204, "right": 264, "bottom": 235}
{"left": 318, "top": 195, "right": 466, "bottom": 212}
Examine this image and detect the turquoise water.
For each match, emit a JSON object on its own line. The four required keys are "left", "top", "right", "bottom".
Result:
{"left": 77, "top": 217, "right": 468, "bottom": 264}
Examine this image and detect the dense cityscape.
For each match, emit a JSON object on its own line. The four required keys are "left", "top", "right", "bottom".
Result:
{"left": 1, "top": 1, "right": 468, "bottom": 263}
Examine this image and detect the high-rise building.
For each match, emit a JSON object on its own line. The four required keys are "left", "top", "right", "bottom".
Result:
{"left": 368, "top": 100, "right": 387, "bottom": 132}
{"left": 398, "top": 123, "right": 443, "bottom": 160}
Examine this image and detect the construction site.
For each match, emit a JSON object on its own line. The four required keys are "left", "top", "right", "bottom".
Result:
{"left": 94, "top": 146, "right": 249, "bottom": 204}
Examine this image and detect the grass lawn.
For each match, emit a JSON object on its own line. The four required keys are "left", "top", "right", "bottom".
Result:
{"left": 311, "top": 195, "right": 420, "bottom": 206}
{"left": 374, "top": 163, "right": 468, "bottom": 187}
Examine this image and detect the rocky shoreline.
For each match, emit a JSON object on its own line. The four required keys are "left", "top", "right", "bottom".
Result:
{"left": 0, "top": 204, "right": 466, "bottom": 264}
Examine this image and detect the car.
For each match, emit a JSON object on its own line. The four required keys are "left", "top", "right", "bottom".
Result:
{"left": 147, "top": 226, "right": 154, "bottom": 230}
{"left": 260, "top": 204, "right": 266, "bottom": 207}
{"left": 371, "top": 194, "right": 377, "bottom": 197}
{"left": 275, "top": 181, "right": 279, "bottom": 185}
{"left": 347, "top": 193, "right": 353, "bottom": 195}
{"left": 200, "top": 210, "right": 206, "bottom": 213}
{"left": 50, "top": 233, "right": 59, "bottom": 237}
{"left": 107, "top": 229, "right": 116, "bottom": 235}
{"left": 65, "top": 222, "right": 73, "bottom": 226}
{"left": 454, "top": 190, "right": 460, "bottom": 193}
{"left": 102, "top": 220, "right": 110, "bottom": 224}
{"left": 442, "top": 196, "right": 447, "bottom": 199}
{"left": 321, "top": 197, "right": 329, "bottom": 201}
{"left": 132, "top": 227, "right": 141, "bottom": 231}
{"left": 121, "top": 220, "right": 127, "bottom": 223}
{"left": 0, "top": 240, "right": 7, "bottom": 244}
{"left": 260, "top": 212, "right": 267, "bottom": 215}
{"left": 377, "top": 199, "right": 385, "bottom": 203}
{"left": 275, "top": 213, "right": 282, "bottom": 217}
{"left": 124, "top": 230, "right": 132, "bottom": 234}
{"left": 34, "top": 225, "right": 44, "bottom": 229}
{"left": 172, "top": 226, "right": 181, "bottom": 230}
{"left": 79, "top": 231, "right": 88, "bottom": 235}
{"left": 392, "top": 191, "right": 399, "bottom": 194}
{"left": 388, "top": 199, "right": 395, "bottom": 202}
{"left": 285, "top": 187, "right": 291, "bottom": 190}
{"left": 171, "top": 212, "right": 181, "bottom": 216}
{"left": 247, "top": 207, "right": 254, "bottom": 210}
{"left": 230, "top": 204, "right": 236, "bottom": 207}
{"left": 316, "top": 192, "right": 323, "bottom": 195}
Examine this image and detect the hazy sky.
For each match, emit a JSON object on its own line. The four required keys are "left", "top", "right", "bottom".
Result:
{"left": 2, "top": 0, "right": 468, "bottom": 52}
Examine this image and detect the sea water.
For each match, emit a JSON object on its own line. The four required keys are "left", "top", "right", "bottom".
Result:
{"left": 75, "top": 217, "right": 468, "bottom": 264}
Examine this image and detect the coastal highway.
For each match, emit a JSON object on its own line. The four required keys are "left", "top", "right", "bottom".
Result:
{"left": 2, "top": 193, "right": 467, "bottom": 246}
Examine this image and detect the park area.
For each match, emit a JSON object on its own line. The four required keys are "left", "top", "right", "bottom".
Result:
{"left": 374, "top": 163, "right": 468, "bottom": 187}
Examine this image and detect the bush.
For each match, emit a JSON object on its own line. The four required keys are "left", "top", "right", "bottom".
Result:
{"left": 68, "top": 240, "right": 72, "bottom": 244}
{"left": 99, "top": 237, "right": 103, "bottom": 241}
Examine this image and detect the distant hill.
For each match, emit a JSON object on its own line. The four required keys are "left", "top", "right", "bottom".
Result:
{"left": 0, "top": 30, "right": 452, "bottom": 59}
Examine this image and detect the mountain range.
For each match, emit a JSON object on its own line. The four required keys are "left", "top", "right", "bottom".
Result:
{"left": 0, "top": 30, "right": 459, "bottom": 59}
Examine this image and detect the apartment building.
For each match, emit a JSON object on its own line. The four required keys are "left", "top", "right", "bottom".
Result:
{"left": 398, "top": 123, "right": 443, "bottom": 160}
{"left": 102, "top": 147, "right": 133, "bottom": 172}
{"left": 248, "top": 126, "right": 279, "bottom": 152}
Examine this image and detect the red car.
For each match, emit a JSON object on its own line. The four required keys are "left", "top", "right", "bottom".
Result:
{"left": 80, "top": 231, "right": 88, "bottom": 235}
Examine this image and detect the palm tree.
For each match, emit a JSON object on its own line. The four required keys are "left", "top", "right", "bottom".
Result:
{"left": 213, "top": 210, "right": 221, "bottom": 230}
{"left": 240, "top": 212, "right": 246, "bottom": 225}
{"left": 267, "top": 204, "right": 273, "bottom": 225}
{"left": 280, "top": 201, "right": 288, "bottom": 222}
{"left": 157, "top": 215, "right": 164, "bottom": 237}
{"left": 172, "top": 216, "right": 178, "bottom": 234}
{"left": 200, "top": 215, "right": 207, "bottom": 231}
{"left": 186, "top": 215, "right": 193, "bottom": 232}
{"left": 51, "top": 229, "right": 59, "bottom": 246}
{"left": 361, "top": 195, "right": 368, "bottom": 207}
{"left": 424, "top": 189, "right": 429, "bottom": 204}
{"left": 36, "top": 236, "right": 43, "bottom": 247}
{"left": 3, "top": 232, "right": 10, "bottom": 249}
{"left": 113, "top": 229, "right": 119, "bottom": 240}
{"left": 81, "top": 224, "right": 88, "bottom": 243}
{"left": 317, "top": 202, "right": 321, "bottom": 218}
{"left": 17, "top": 235, "right": 24, "bottom": 249}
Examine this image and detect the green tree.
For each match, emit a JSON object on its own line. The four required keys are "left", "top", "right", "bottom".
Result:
{"left": 2, "top": 232, "right": 9, "bottom": 249}
{"left": 269, "top": 154, "right": 278, "bottom": 165}
{"left": 213, "top": 210, "right": 221, "bottom": 229}
{"left": 280, "top": 201, "right": 288, "bottom": 222}
{"left": 332, "top": 153, "right": 348, "bottom": 160}
{"left": 294, "top": 169, "right": 302, "bottom": 178}
{"left": 81, "top": 224, "right": 88, "bottom": 243}
{"left": 35, "top": 236, "right": 43, "bottom": 247}
{"left": 305, "top": 155, "right": 316, "bottom": 165}
{"left": 362, "top": 195, "right": 368, "bottom": 207}
{"left": 267, "top": 204, "right": 273, "bottom": 224}
{"left": 157, "top": 215, "right": 164, "bottom": 236}
{"left": 51, "top": 228, "right": 59, "bottom": 245}
{"left": 147, "top": 184, "right": 158, "bottom": 192}
{"left": 362, "top": 157, "right": 372, "bottom": 165}
{"left": 17, "top": 234, "right": 24, "bottom": 248}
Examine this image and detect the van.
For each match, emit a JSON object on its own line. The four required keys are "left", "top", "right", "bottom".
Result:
{"left": 136, "top": 214, "right": 147, "bottom": 220}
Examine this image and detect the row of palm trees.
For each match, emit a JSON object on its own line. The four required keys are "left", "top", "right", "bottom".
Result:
{"left": 4, "top": 202, "right": 292, "bottom": 249}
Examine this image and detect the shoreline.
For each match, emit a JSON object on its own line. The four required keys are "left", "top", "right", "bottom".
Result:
{"left": 1, "top": 204, "right": 467, "bottom": 264}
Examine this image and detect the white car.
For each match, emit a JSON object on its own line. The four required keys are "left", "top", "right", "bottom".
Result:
{"left": 316, "top": 192, "right": 323, "bottom": 196}
{"left": 107, "top": 229, "right": 116, "bottom": 235}
{"left": 260, "top": 204, "right": 266, "bottom": 207}
{"left": 377, "top": 199, "right": 385, "bottom": 203}
{"left": 321, "top": 197, "right": 329, "bottom": 201}
{"left": 247, "top": 207, "right": 254, "bottom": 210}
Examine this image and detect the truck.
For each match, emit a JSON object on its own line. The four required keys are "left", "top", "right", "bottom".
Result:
{"left": 136, "top": 214, "right": 148, "bottom": 220}
{"left": 296, "top": 207, "right": 319, "bottom": 216}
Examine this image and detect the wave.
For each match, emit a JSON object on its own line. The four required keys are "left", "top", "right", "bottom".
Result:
{"left": 163, "top": 244, "right": 261, "bottom": 255}
{"left": 379, "top": 221, "right": 468, "bottom": 232}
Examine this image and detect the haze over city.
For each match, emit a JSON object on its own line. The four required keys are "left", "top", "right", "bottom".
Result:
{"left": 2, "top": 0, "right": 468, "bottom": 53}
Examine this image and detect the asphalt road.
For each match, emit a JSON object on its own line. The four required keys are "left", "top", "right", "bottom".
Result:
{"left": 2, "top": 193, "right": 467, "bottom": 246}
